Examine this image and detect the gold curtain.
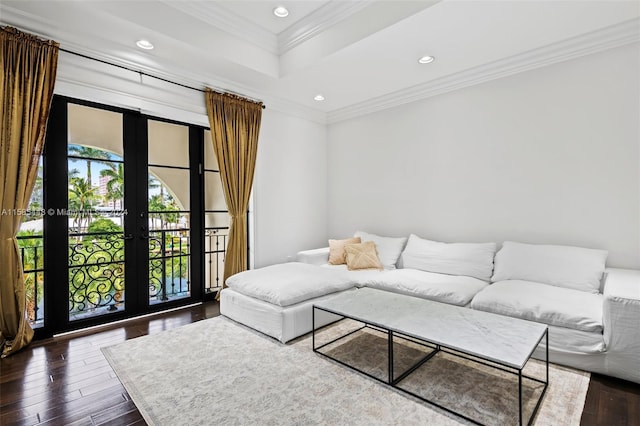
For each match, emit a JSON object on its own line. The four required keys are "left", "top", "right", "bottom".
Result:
{"left": 204, "top": 89, "right": 263, "bottom": 293}
{"left": 0, "top": 27, "right": 58, "bottom": 357}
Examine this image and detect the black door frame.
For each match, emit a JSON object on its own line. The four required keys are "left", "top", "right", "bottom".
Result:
{"left": 39, "top": 95, "right": 207, "bottom": 337}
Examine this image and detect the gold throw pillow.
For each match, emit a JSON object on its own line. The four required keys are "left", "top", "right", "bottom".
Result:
{"left": 328, "top": 237, "right": 362, "bottom": 265}
{"left": 344, "top": 241, "right": 383, "bottom": 271}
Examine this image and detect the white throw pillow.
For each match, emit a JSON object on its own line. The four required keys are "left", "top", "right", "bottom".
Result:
{"left": 491, "top": 241, "right": 608, "bottom": 293}
{"left": 354, "top": 231, "right": 407, "bottom": 270}
{"left": 401, "top": 234, "right": 497, "bottom": 281}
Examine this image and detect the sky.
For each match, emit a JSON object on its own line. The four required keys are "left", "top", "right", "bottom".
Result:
{"left": 67, "top": 145, "right": 163, "bottom": 197}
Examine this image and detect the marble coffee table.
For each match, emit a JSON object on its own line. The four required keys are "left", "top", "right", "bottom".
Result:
{"left": 312, "top": 287, "right": 548, "bottom": 426}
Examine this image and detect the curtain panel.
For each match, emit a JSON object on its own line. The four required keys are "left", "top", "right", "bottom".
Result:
{"left": 204, "top": 89, "right": 263, "bottom": 294}
{"left": 0, "top": 26, "right": 58, "bottom": 357}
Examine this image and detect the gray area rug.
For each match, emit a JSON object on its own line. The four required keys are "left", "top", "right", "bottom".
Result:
{"left": 102, "top": 316, "right": 590, "bottom": 425}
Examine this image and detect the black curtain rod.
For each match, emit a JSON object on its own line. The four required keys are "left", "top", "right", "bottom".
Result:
{"left": 59, "top": 47, "right": 266, "bottom": 109}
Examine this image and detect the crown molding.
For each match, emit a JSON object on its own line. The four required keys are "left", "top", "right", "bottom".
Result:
{"left": 159, "top": 0, "right": 279, "bottom": 54}
{"left": 0, "top": 4, "right": 58, "bottom": 39}
{"left": 327, "top": 18, "right": 640, "bottom": 124}
{"left": 2, "top": 4, "right": 327, "bottom": 124}
{"left": 156, "top": 0, "right": 372, "bottom": 56}
{"left": 54, "top": 49, "right": 328, "bottom": 126}
{"left": 277, "top": 0, "right": 373, "bottom": 53}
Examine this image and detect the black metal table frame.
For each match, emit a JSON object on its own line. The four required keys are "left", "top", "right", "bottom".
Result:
{"left": 312, "top": 305, "right": 549, "bottom": 426}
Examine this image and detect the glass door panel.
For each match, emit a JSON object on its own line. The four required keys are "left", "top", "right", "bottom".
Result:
{"left": 40, "top": 96, "right": 217, "bottom": 335}
{"left": 17, "top": 157, "right": 45, "bottom": 328}
{"left": 67, "top": 103, "right": 126, "bottom": 321}
{"left": 204, "top": 173, "right": 226, "bottom": 210}
{"left": 148, "top": 120, "right": 191, "bottom": 304}
{"left": 203, "top": 130, "right": 219, "bottom": 170}
{"left": 204, "top": 213, "right": 228, "bottom": 295}
{"left": 203, "top": 130, "right": 228, "bottom": 296}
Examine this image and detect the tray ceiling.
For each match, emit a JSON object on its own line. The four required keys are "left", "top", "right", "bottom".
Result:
{"left": 1, "top": 0, "right": 638, "bottom": 122}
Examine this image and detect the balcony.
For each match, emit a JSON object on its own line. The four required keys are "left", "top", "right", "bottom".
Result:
{"left": 17, "top": 233, "right": 44, "bottom": 328}
{"left": 17, "top": 227, "right": 227, "bottom": 326}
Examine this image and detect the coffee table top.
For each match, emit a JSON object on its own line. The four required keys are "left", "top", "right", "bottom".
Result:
{"left": 314, "top": 287, "right": 547, "bottom": 369}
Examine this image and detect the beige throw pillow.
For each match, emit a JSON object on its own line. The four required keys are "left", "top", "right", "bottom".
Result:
{"left": 344, "top": 241, "right": 383, "bottom": 271}
{"left": 328, "top": 237, "right": 361, "bottom": 265}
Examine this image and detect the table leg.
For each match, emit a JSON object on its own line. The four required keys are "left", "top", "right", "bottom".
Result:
{"left": 388, "top": 330, "right": 394, "bottom": 384}
{"left": 312, "top": 306, "right": 316, "bottom": 351}
{"left": 546, "top": 330, "right": 549, "bottom": 385}
{"left": 519, "top": 370, "right": 523, "bottom": 426}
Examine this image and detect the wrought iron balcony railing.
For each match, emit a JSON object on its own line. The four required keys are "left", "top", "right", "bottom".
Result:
{"left": 205, "top": 226, "right": 228, "bottom": 296}
{"left": 16, "top": 233, "right": 44, "bottom": 327}
{"left": 17, "top": 227, "right": 229, "bottom": 325}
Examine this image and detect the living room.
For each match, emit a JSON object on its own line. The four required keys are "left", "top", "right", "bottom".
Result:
{"left": 1, "top": 0, "right": 639, "bottom": 424}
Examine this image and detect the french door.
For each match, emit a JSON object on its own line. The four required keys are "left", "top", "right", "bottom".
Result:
{"left": 35, "top": 96, "right": 221, "bottom": 335}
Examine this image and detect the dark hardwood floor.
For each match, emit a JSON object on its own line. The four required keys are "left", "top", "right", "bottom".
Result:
{"left": 1, "top": 302, "right": 638, "bottom": 425}
{"left": 0, "top": 303, "right": 220, "bottom": 426}
{"left": 581, "top": 373, "right": 640, "bottom": 426}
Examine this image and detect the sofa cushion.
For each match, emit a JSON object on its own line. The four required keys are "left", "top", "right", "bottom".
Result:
{"left": 344, "top": 241, "right": 383, "bottom": 271}
{"left": 491, "top": 241, "right": 607, "bottom": 293}
{"left": 401, "top": 234, "right": 496, "bottom": 281}
{"left": 296, "top": 247, "right": 329, "bottom": 265}
{"left": 360, "top": 268, "right": 489, "bottom": 306}
{"left": 226, "top": 263, "right": 356, "bottom": 307}
{"left": 470, "top": 280, "right": 603, "bottom": 333}
{"left": 328, "top": 237, "right": 361, "bottom": 265}
{"left": 355, "top": 231, "right": 407, "bottom": 270}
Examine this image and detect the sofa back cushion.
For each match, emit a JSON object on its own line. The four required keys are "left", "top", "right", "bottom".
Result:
{"left": 328, "top": 237, "right": 361, "bottom": 265}
{"left": 401, "top": 234, "right": 497, "bottom": 281}
{"left": 355, "top": 231, "right": 407, "bottom": 270}
{"left": 491, "top": 241, "right": 608, "bottom": 293}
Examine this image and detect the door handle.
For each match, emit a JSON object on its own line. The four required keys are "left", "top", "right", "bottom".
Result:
{"left": 123, "top": 234, "right": 134, "bottom": 240}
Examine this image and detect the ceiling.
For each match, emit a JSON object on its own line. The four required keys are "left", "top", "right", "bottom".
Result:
{"left": 1, "top": 0, "right": 639, "bottom": 122}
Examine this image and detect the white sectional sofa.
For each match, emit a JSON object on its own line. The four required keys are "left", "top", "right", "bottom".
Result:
{"left": 220, "top": 232, "right": 640, "bottom": 384}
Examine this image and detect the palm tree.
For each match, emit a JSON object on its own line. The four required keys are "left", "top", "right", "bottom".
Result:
{"left": 100, "top": 163, "right": 124, "bottom": 209}
{"left": 164, "top": 193, "right": 180, "bottom": 225}
{"left": 148, "top": 176, "right": 168, "bottom": 228}
{"left": 148, "top": 175, "right": 160, "bottom": 192}
{"left": 68, "top": 145, "right": 111, "bottom": 185}
{"left": 69, "top": 168, "right": 80, "bottom": 179}
{"left": 69, "top": 177, "right": 98, "bottom": 232}
{"left": 148, "top": 193, "right": 166, "bottom": 230}
{"left": 148, "top": 175, "right": 166, "bottom": 203}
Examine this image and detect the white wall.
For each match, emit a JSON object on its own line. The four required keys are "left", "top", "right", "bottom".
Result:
{"left": 328, "top": 43, "right": 640, "bottom": 269}
{"left": 252, "top": 109, "right": 328, "bottom": 267}
{"left": 54, "top": 52, "right": 328, "bottom": 268}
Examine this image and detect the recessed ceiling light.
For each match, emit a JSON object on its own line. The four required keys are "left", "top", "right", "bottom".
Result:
{"left": 136, "top": 39, "right": 154, "bottom": 50}
{"left": 418, "top": 56, "right": 435, "bottom": 64}
{"left": 314, "top": 94, "right": 325, "bottom": 101}
{"left": 273, "top": 6, "right": 289, "bottom": 18}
